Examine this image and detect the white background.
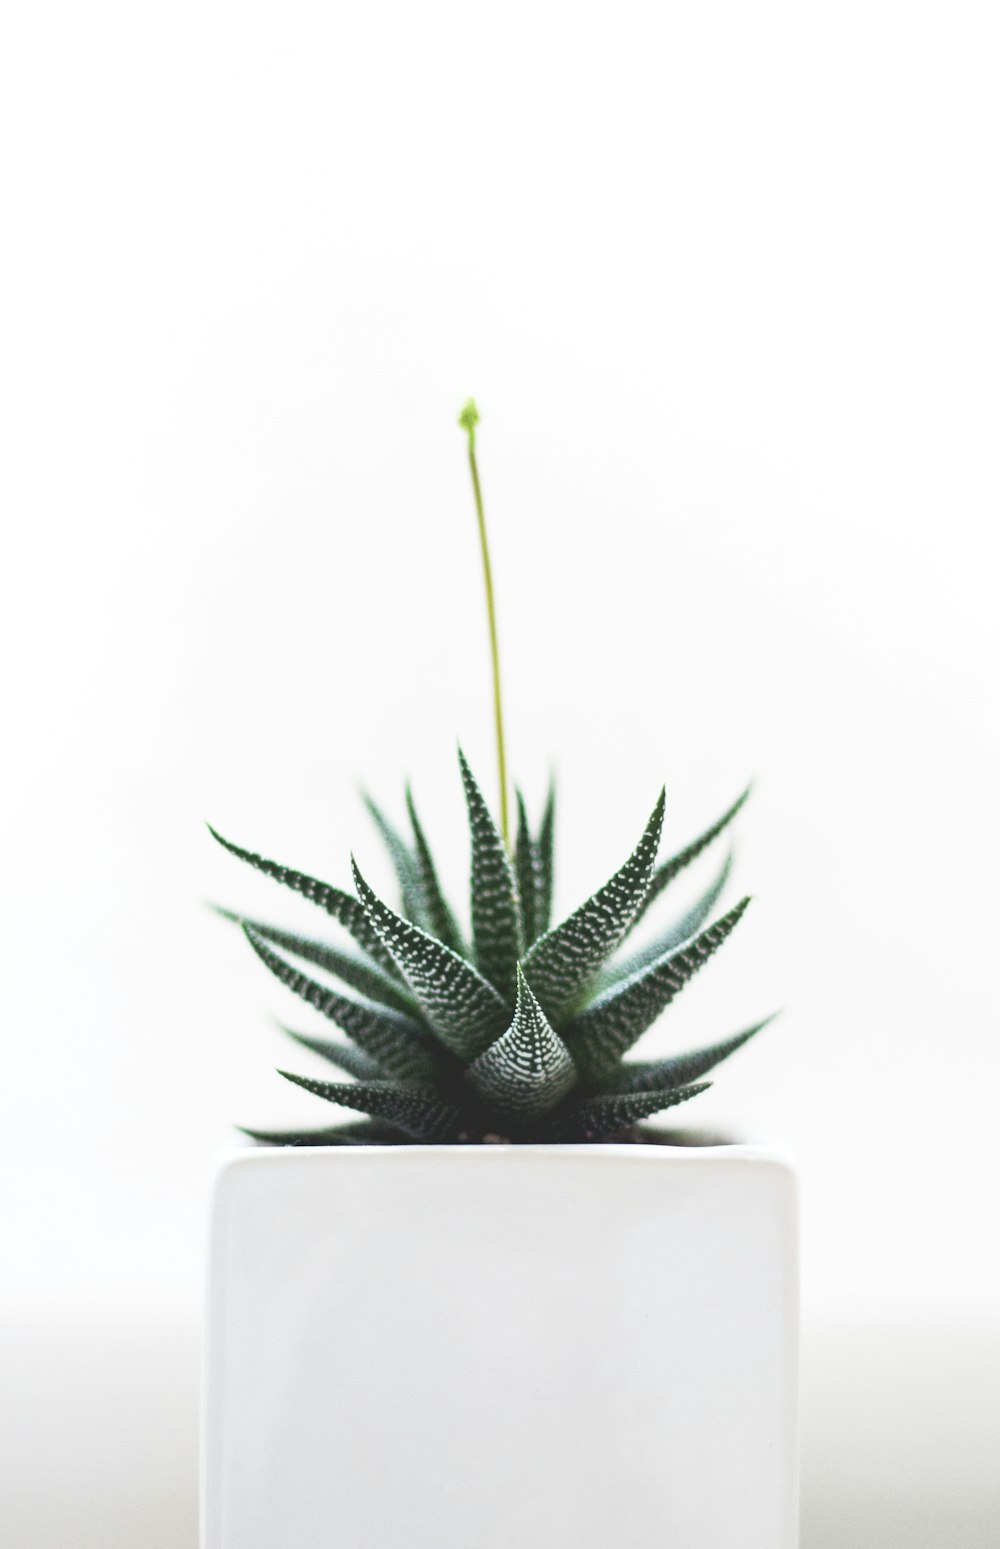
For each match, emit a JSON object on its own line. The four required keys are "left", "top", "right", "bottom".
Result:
{"left": 1, "top": 1, "right": 998, "bottom": 1544}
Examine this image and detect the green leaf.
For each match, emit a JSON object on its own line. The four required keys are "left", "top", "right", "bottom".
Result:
{"left": 514, "top": 789, "right": 544, "bottom": 949}
{"left": 536, "top": 778, "right": 555, "bottom": 936}
{"left": 545, "top": 1081, "right": 711, "bottom": 1141}
{"left": 212, "top": 907, "right": 416, "bottom": 1012}
{"left": 352, "top": 859, "right": 510, "bottom": 1059}
{"left": 521, "top": 788, "right": 665, "bottom": 1023}
{"left": 467, "top": 967, "right": 576, "bottom": 1123}
{"left": 243, "top": 927, "right": 438, "bottom": 1082}
{"left": 207, "top": 825, "right": 401, "bottom": 975}
{"left": 278, "top": 1071, "right": 462, "bottom": 1142}
{"left": 596, "top": 849, "right": 733, "bottom": 992}
{"left": 405, "top": 785, "right": 465, "bottom": 954}
{"left": 237, "top": 1119, "right": 410, "bottom": 1146}
{"left": 459, "top": 748, "right": 523, "bottom": 998}
{"left": 567, "top": 899, "right": 751, "bottom": 1081}
{"left": 627, "top": 786, "right": 750, "bottom": 934}
{"left": 362, "top": 794, "right": 427, "bottom": 924}
{"left": 600, "top": 1015, "right": 776, "bottom": 1094}
{"left": 279, "top": 1027, "right": 386, "bottom": 1082}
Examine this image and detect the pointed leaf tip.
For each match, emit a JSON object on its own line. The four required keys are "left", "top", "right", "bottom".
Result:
{"left": 514, "top": 789, "right": 538, "bottom": 945}
{"left": 232, "top": 915, "right": 415, "bottom": 1012}
{"left": 604, "top": 1014, "right": 777, "bottom": 1095}
{"left": 361, "top": 792, "right": 429, "bottom": 926}
{"left": 467, "top": 967, "right": 576, "bottom": 1124}
{"left": 629, "top": 784, "right": 752, "bottom": 933}
{"left": 207, "top": 826, "right": 400, "bottom": 972}
{"left": 351, "top": 856, "right": 509, "bottom": 1058}
{"left": 281, "top": 1029, "right": 384, "bottom": 1082}
{"left": 459, "top": 748, "right": 523, "bottom": 998}
{"left": 546, "top": 1080, "right": 712, "bottom": 1141}
{"left": 521, "top": 787, "right": 666, "bottom": 1021}
{"left": 599, "top": 845, "right": 736, "bottom": 990}
{"left": 235, "top": 1122, "right": 385, "bottom": 1148}
{"left": 568, "top": 896, "right": 752, "bottom": 1079}
{"left": 242, "top": 926, "right": 436, "bottom": 1081}
{"left": 404, "top": 784, "right": 465, "bottom": 954}
{"left": 535, "top": 778, "right": 556, "bottom": 936}
{"left": 277, "top": 1069, "right": 462, "bottom": 1142}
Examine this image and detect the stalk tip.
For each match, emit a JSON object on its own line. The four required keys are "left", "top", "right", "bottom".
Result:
{"left": 458, "top": 398, "right": 479, "bottom": 445}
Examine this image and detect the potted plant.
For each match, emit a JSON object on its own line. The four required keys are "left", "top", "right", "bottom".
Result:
{"left": 203, "top": 403, "right": 798, "bottom": 1549}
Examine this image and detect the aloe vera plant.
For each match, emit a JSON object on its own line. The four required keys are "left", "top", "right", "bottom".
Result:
{"left": 212, "top": 403, "right": 770, "bottom": 1144}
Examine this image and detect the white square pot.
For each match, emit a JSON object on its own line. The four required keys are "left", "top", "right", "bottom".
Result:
{"left": 204, "top": 1140, "right": 798, "bottom": 1549}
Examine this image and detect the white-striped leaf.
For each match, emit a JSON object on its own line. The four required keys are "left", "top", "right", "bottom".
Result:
{"left": 208, "top": 825, "right": 400, "bottom": 975}
{"left": 279, "top": 1028, "right": 386, "bottom": 1082}
{"left": 362, "top": 794, "right": 427, "bottom": 925}
{"left": 596, "top": 850, "right": 733, "bottom": 992}
{"left": 278, "top": 1071, "right": 462, "bottom": 1141}
{"left": 467, "top": 967, "right": 576, "bottom": 1123}
{"left": 237, "top": 1119, "right": 412, "bottom": 1146}
{"left": 244, "top": 927, "right": 438, "bottom": 1081}
{"left": 521, "top": 789, "right": 665, "bottom": 1022}
{"left": 567, "top": 899, "right": 751, "bottom": 1081}
{"left": 545, "top": 1081, "right": 711, "bottom": 1141}
{"left": 627, "top": 786, "right": 750, "bottom": 934}
{"left": 600, "top": 1015, "right": 775, "bottom": 1094}
{"left": 352, "top": 859, "right": 510, "bottom": 1059}
{"left": 214, "top": 908, "right": 416, "bottom": 1012}
{"left": 536, "top": 779, "right": 555, "bottom": 936}
{"left": 459, "top": 748, "right": 523, "bottom": 999}
{"left": 406, "top": 785, "right": 465, "bottom": 953}
{"left": 514, "top": 789, "right": 545, "bottom": 949}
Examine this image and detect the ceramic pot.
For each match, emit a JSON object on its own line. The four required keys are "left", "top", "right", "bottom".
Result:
{"left": 203, "top": 1138, "right": 798, "bottom": 1548}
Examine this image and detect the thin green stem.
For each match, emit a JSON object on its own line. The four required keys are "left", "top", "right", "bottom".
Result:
{"left": 459, "top": 399, "right": 510, "bottom": 848}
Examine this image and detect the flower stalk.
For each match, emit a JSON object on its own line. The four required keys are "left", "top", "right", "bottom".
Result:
{"left": 459, "top": 398, "right": 510, "bottom": 848}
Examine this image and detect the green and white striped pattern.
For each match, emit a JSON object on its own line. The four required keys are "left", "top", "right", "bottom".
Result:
{"left": 211, "top": 752, "right": 769, "bottom": 1144}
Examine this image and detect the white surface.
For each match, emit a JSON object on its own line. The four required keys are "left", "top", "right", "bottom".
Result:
{"left": 205, "top": 1143, "right": 798, "bottom": 1549}
{"left": 2, "top": 0, "right": 997, "bottom": 1330}
{"left": 3, "top": 1315, "right": 997, "bottom": 1549}
{"left": 1, "top": 0, "right": 998, "bottom": 1539}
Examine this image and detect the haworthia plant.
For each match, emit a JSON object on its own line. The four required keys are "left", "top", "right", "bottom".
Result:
{"left": 211, "top": 751, "right": 771, "bottom": 1143}
{"left": 209, "top": 402, "right": 774, "bottom": 1145}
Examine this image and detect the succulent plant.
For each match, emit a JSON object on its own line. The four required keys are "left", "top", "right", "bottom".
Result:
{"left": 211, "top": 401, "right": 772, "bottom": 1144}
{"left": 211, "top": 752, "right": 769, "bottom": 1143}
